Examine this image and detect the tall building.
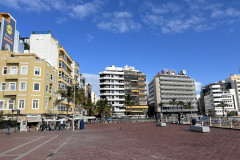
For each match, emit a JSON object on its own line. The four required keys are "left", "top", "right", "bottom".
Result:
{"left": 21, "top": 31, "right": 75, "bottom": 114}
{"left": 225, "top": 74, "right": 240, "bottom": 115}
{"left": 99, "top": 65, "right": 147, "bottom": 117}
{"left": 148, "top": 69, "right": 198, "bottom": 116}
{"left": 123, "top": 66, "right": 148, "bottom": 117}
{"left": 200, "top": 81, "right": 238, "bottom": 116}
{"left": 91, "top": 92, "right": 98, "bottom": 104}
{"left": 0, "top": 50, "right": 58, "bottom": 120}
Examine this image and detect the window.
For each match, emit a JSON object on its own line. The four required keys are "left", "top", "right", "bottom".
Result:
{"left": 1, "top": 83, "right": 6, "bottom": 91}
{"left": 32, "top": 99, "right": 39, "bottom": 109}
{"left": 10, "top": 66, "right": 18, "bottom": 75}
{"left": 53, "top": 88, "right": 55, "bottom": 94}
{"left": 47, "top": 70, "right": 49, "bottom": 78}
{"left": 45, "top": 100, "right": 48, "bottom": 110}
{"left": 50, "top": 75, "right": 53, "bottom": 80}
{"left": 0, "top": 101, "right": 4, "bottom": 110}
{"left": 19, "top": 82, "right": 27, "bottom": 91}
{"left": 8, "top": 100, "right": 15, "bottom": 109}
{"left": 33, "top": 83, "right": 40, "bottom": 91}
{"left": 2, "top": 67, "right": 7, "bottom": 75}
{"left": 21, "top": 66, "right": 28, "bottom": 75}
{"left": 18, "top": 99, "right": 25, "bottom": 109}
{"left": 34, "top": 67, "right": 41, "bottom": 76}
{"left": 54, "top": 75, "right": 56, "bottom": 82}
{"left": 9, "top": 82, "right": 16, "bottom": 91}
{"left": 46, "top": 85, "right": 49, "bottom": 93}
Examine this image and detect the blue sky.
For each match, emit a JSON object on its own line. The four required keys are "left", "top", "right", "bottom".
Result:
{"left": 1, "top": 0, "right": 240, "bottom": 96}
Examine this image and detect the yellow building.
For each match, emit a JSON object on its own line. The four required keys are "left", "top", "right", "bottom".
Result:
{"left": 0, "top": 50, "right": 59, "bottom": 120}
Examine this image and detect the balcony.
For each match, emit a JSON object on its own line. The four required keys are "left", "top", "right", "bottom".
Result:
{"left": 138, "top": 83, "right": 146, "bottom": 86}
{"left": 100, "top": 93, "right": 125, "bottom": 96}
{"left": 100, "top": 88, "right": 125, "bottom": 90}
{"left": 159, "top": 76, "right": 193, "bottom": 82}
{"left": 7, "top": 58, "right": 20, "bottom": 64}
{"left": 139, "top": 93, "right": 147, "bottom": 96}
{"left": 161, "top": 90, "right": 196, "bottom": 94}
{"left": 139, "top": 88, "right": 146, "bottom": 91}
{"left": 3, "top": 90, "right": 18, "bottom": 96}
{"left": 161, "top": 95, "right": 197, "bottom": 99}
{"left": 5, "top": 74, "right": 19, "bottom": 80}
{"left": 160, "top": 81, "right": 195, "bottom": 86}
{"left": 160, "top": 86, "right": 195, "bottom": 90}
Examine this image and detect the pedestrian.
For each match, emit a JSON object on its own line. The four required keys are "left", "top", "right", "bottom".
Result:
{"left": 155, "top": 113, "right": 159, "bottom": 122}
{"left": 7, "top": 118, "right": 11, "bottom": 135}
{"left": 178, "top": 113, "right": 181, "bottom": 124}
{"left": 60, "top": 118, "right": 63, "bottom": 130}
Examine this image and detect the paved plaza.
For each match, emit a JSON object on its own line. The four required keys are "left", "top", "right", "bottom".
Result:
{"left": 0, "top": 122, "right": 240, "bottom": 160}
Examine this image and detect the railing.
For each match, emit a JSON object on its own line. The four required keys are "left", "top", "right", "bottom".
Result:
{"left": 157, "top": 115, "right": 240, "bottom": 129}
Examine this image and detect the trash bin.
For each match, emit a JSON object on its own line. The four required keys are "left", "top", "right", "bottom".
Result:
{"left": 80, "top": 120, "right": 84, "bottom": 130}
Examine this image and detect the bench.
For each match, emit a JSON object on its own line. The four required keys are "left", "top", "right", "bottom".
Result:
{"left": 189, "top": 125, "right": 210, "bottom": 132}
{"left": 157, "top": 122, "right": 166, "bottom": 127}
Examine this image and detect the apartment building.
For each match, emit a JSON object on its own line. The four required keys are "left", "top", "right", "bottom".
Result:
{"left": 200, "top": 81, "right": 238, "bottom": 116}
{"left": 21, "top": 31, "right": 75, "bottom": 114}
{"left": 0, "top": 50, "right": 59, "bottom": 120}
{"left": 124, "top": 66, "right": 148, "bottom": 117}
{"left": 225, "top": 74, "right": 240, "bottom": 115}
{"left": 148, "top": 69, "right": 198, "bottom": 116}
{"left": 99, "top": 65, "right": 147, "bottom": 117}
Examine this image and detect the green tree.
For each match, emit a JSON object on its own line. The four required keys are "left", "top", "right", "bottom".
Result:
{"left": 84, "top": 98, "right": 95, "bottom": 116}
{"left": 125, "top": 94, "right": 134, "bottom": 106}
{"left": 0, "top": 111, "right": 4, "bottom": 122}
{"left": 169, "top": 98, "right": 177, "bottom": 116}
{"left": 75, "top": 88, "right": 86, "bottom": 115}
{"left": 94, "top": 99, "right": 112, "bottom": 120}
{"left": 56, "top": 86, "right": 74, "bottom": 117}
{"left": 177, "top": 101, "right": 184, "bottom": 112}
{"left": 217, "top": 101, "right": 228, "bottom": 117}
{"left": 185, "top": 101, "right": 194, "bottom": 117}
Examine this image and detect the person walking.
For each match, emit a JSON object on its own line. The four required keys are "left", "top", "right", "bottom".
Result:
{"left": 60, "top": 118, "right": 63, "bottom": 130}
{"left": 7, "top": 118, "right": 11, "bottom": 135}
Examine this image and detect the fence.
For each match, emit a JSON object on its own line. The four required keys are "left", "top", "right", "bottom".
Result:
{"left": 158, "top": 115, "right": 240, "bottom": 129}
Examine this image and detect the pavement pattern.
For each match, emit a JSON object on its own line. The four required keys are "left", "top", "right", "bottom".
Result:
{"left": 0, "top": 122, "right": 240, "bottom": 160}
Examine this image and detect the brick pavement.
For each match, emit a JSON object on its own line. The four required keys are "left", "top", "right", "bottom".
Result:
{"left": 0, "top": 122, "right": 240, "bottom": 160}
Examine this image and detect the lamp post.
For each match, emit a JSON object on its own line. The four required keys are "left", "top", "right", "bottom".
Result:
{"left": 72, "top": 83, "right": 75, "bottom": 131}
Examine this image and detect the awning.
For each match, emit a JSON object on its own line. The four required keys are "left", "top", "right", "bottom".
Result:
{"left": 27, "top": 117, "right": 42, "bottom": 123}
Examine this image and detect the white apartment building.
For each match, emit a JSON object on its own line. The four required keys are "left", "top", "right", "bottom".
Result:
{"left": 148, "top": 69, "right": 198, "bottom": 116}
{"left": 225, "top": 74, "right": 240, "bottom": 115}
{"left": 99, "top": 65, "right": 125, "bottom": 117}
{"left": 201, "top": 81, "right": 238, "bottom": 116}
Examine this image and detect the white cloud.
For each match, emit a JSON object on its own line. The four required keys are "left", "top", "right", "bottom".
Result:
{"left": 70, "top": 0, "right": 104, "bottom": 20}
{"left": 83, "top": 73, "right": 99, "bottom": 97}
{"left": 56, "top": 17, "right": 67, "bottom": 24}
{"left": 195, "top": 81, "right": 202, "bottom": 93}
{"left": 142, "top": 0, "right": 240, "bottom": 33}
{"left": 0, "top": 0, "right": 51, "bottom": 12}
{"left": 97, "top": 11, "right": 141, "bottom": 33}
{"left": 87, "top": 34, "right": 94, "bottom": 42}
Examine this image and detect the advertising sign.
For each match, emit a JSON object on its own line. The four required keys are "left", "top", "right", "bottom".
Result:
{"left": 0, "top": 17, "right": 16, "bottom": 52}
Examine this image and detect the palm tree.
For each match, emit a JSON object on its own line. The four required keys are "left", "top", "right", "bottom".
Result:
{"left": 75, "top": 87, "right": 86, "bottom": 116}
{"left": 125, "top": 94, "right": 134, "bottom": 106}
{"left": 177, "top": 101, "right": 184, "bottom": 113}
{"left": 185, "top": 101, "right": 194, "bottom": 117}
{"left": 169, "top": 98, "right": 177, "bottom": 116}
{"left": 84, "top": 98, "right": 95, "bottom": 116}
{"left": 158, "top": 102, "right": 164, "bottom": 122}
{"left": 217, "top": 101, "right": 228, "bottom": 117}
{"left": 57, "top": 86, "right": 74, "bottom": 118}
{"left": 94, "top": 99, "right": 112, "bottom": 120}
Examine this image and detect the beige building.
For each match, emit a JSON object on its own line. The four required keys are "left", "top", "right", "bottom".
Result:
{"left": 0, "top": 50, "right": 63, "bottom": 120}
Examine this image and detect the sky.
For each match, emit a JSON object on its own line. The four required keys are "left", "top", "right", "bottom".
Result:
{"left": 1, "top": 0, "right": 240, "bottom": 97}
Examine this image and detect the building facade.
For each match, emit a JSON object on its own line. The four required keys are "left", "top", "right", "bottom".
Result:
{"left": 148, "top": 69, "right": 198, "bottom": 116}
{"left": 99, "top": 65, "right": 147, "bottom": 117}
{"left": 200, "top": 81, "right": 238, "bottom": 116}
{"left": 0, "top": 50, "right": 59, "bottom": 120}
